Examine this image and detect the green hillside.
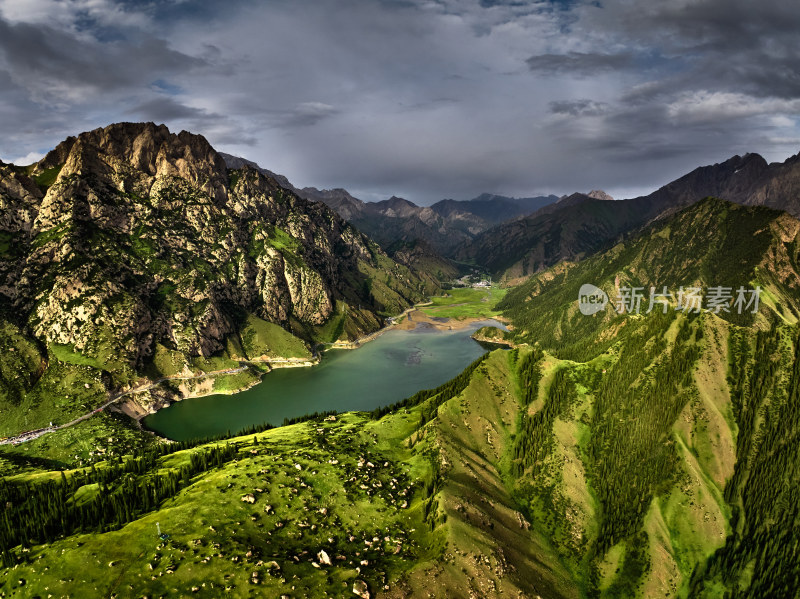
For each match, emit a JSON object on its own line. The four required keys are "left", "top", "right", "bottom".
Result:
{"left": 499, "top": 198, "right": 800, "bottom": 360}
{"left": 0, "top": 357, "right": 490, "bottom": 598}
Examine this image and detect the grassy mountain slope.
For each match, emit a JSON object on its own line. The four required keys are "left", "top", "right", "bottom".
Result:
{"left": 0, "top": 358, "right": 496, "bottom": 598}
{"left": 0, "top": 414, "right": 432, "bottom": 598}
{"left": 0, "top": 347, "right": 586, "bottom": 599}
{"left": 499, "top": 198, "right": 800, "bottom": 358}
{"left": 481, "top": 197, "right": 800, "bottom": 597}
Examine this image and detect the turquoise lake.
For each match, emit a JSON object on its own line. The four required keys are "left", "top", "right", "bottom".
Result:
{"left": 143, "top": 320, "right": 504, "bottom": 441}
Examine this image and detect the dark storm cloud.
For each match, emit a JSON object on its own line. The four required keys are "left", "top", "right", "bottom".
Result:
{"left": 0, "top": 2, "right": 222, "bottom": 165}
{"left": 125, "top": 97, "right": 258, "bottom": 146}
{"left": 524, "top": 0, "right": 800, "bottom": 194}
{"left": 125, "top": 97, "right": 214, "bottom": 122}
{"left": 0, "top": 17, "right": 203, "bottom": 98}
{"left": 593, "top": 0, "right": 800, "bottom": 100}
{"left": 282, "top": 103, "right": 341, "bottom": 129}
{"left": 527, "top": 52, "right": 634, "bottom": 76}
{"left": 548, "top": 99, "right": 608, "bottom": 117}
{"left": 1, "top": 0, "right": 799, "bottom": 203}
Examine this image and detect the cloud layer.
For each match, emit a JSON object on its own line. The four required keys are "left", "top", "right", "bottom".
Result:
{"left": 1, "top": 0, "right": 799, "bottom": 203}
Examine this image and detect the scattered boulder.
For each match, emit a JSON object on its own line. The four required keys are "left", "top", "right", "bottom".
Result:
{"left": 353, "top": 579, "right": 370, "bottom": 598}
{"left": 317, "top": 550, "right": 332, "bottom": 566}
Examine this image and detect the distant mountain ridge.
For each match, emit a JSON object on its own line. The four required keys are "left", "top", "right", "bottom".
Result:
{"left": 218, "top": 153, "right": 558, "bottom": 255}
{"left": 630, "top": 151, "right": 800, "bottom": 216}
{"left": 303, "top": 191, "right": 561, "bottom": 253}
{"left": 461, "top": 150, "right": 800, "bottom": 280}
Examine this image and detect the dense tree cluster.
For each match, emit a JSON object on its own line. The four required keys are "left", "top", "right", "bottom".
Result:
{"left": 0, "top": 441, "right": 240, "bottom": 563}
{"left": 691, "top": 328, "right": 800, "bottom": 598}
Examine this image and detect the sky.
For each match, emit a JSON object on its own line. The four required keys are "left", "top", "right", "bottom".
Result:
{"left": 1, "top": 0, "right": 799, "bottom": 204}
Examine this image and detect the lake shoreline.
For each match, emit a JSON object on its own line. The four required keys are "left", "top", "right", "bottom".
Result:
{"left": 120, "top": 302, "right": 438, "bottom": 425}
{"left": 141, "top": 317, "right": 506, "bottom": 441}
{"left": 393, "top": 309, "right": 508, "bottom": 332}
{"left": 116, "top": 356, "right": 320, "bottom": 424}
{"left": 128, "top": 289, "right": 510, "bottom": 439}
{"left": 324, "top": 301, "right": 433, "bottom": 349}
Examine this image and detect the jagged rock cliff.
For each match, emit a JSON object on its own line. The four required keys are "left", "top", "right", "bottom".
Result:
{"left": 0, "top": 123, "right": 434, "bottom": 396}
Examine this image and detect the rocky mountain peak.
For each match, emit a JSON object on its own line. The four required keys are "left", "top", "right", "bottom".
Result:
{"left": 380, "top": 196, "right": 420, "bottom": 218}
{"left": 722, "top": 152, "right": 769, "bottom": 177}
{"left": 587, "top": 190, "right": 614, "bottom": 201}
{"left": 384, "top": 196, "right": 416, "bottom": 207}
{"left": 38, "top": 122, "right": 229, "bottom": 205}
{"left": 1, "top": 122, "right": 435, "bottom": 405}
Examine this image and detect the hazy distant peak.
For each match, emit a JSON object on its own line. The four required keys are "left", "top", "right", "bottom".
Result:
{"left": 384, "top": 195, "right": 419, "bottom": 208}
{"left": 470, "top": 192, "right": 510, "bottom": 203}
{"left": 587, "top": 190, "right": 614, "bottom": 201}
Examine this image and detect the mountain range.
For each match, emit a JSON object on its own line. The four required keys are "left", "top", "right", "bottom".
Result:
{"left": 225, "top": 149, "right": 800, "bottom": 289}
{"left": 218, "top": 152, "right": 559, "bottom": 255}
{"left": 460, "top": 151, "right": 800, "bottom": 281}
{"left": 3, "top": 124, "right": 800, "bottom": 598}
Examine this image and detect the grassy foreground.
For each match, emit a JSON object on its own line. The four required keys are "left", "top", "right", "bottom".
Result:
{"left": 0, "top": 412, "right": 433, "bottom": 598}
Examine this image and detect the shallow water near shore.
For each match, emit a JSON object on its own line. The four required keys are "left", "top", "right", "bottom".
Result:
{"left": 143, "top": 319, "right": 505, "bottom": 441}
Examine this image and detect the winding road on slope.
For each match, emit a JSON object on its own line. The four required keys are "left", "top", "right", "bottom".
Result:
{"left": 0, "top": 366, "right": 249, "bottom": 446}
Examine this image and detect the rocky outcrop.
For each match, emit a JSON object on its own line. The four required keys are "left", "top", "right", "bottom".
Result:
{"left": 388, "top": 239, "right": 459, "bottom": 287}
{"left": 217, "top": 151, "right": 294, "bottom": 190}
{"left": 587, "top": 189, "right": 614, "bottom": 202}
{"left": 0, "top": 164, "right": 42, "bottom": 234}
